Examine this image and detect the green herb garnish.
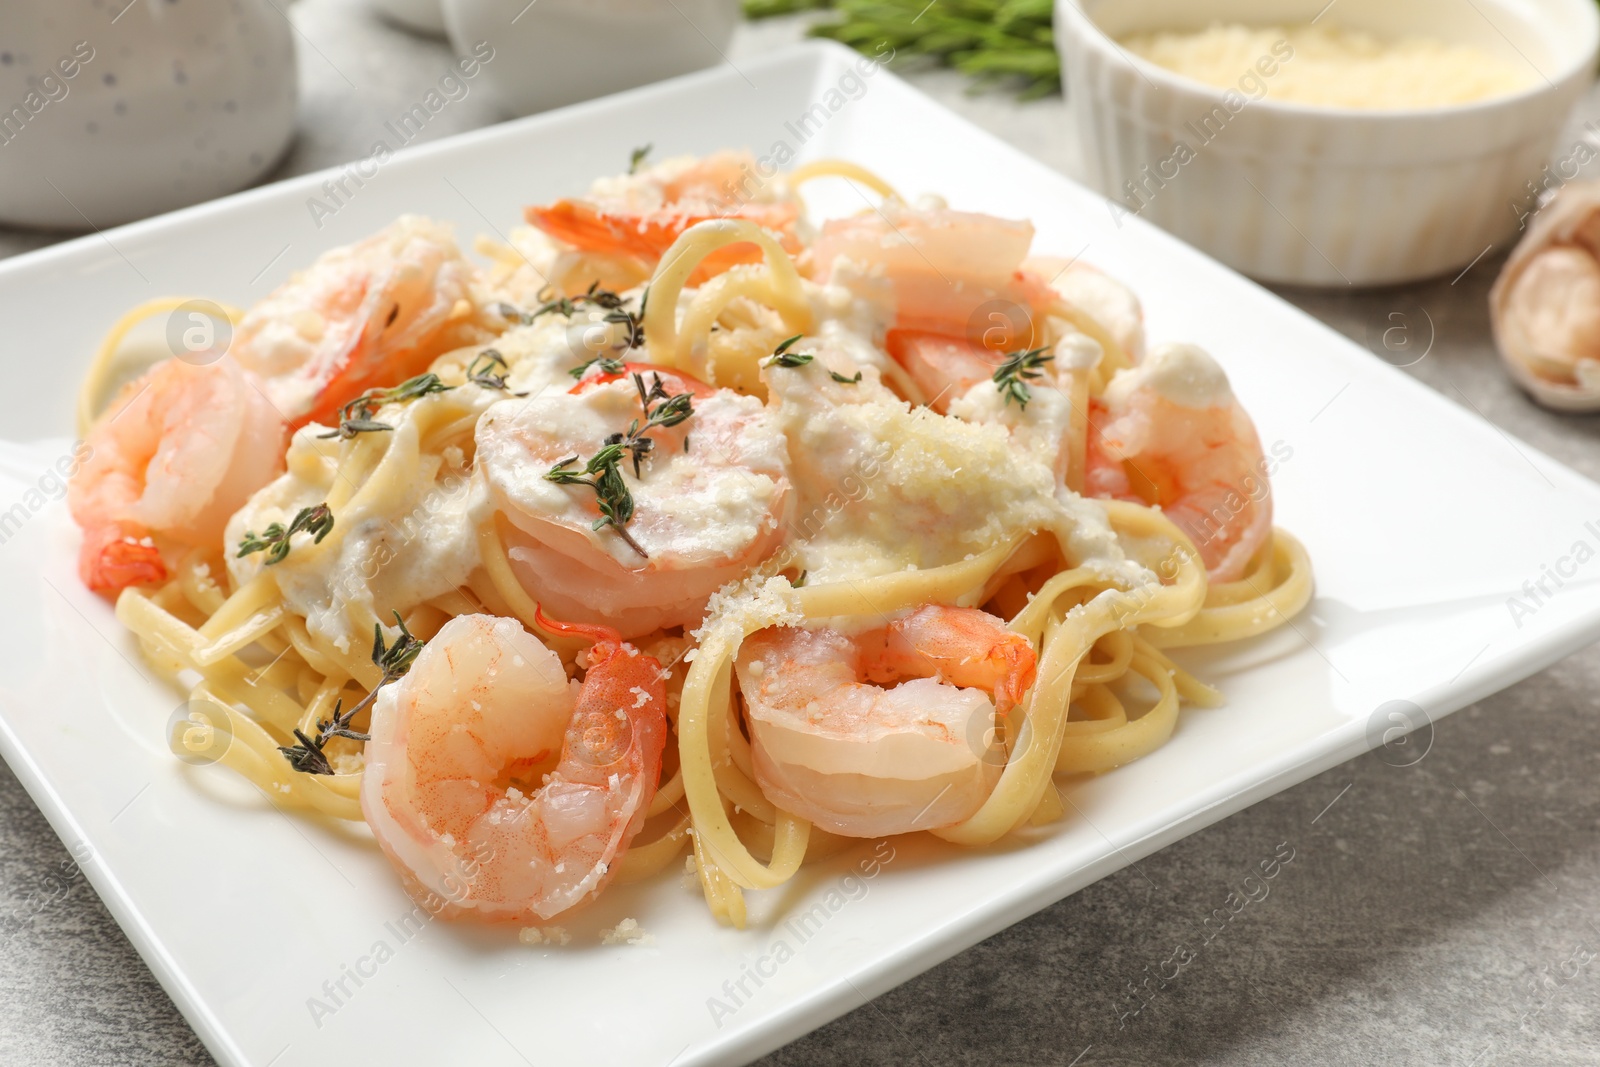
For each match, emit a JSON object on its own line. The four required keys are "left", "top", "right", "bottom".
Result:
{"left": 466, "top": 348, "right": 526, "bottom": 394}
{"left": 830, "top": 370, "right": 863, "bottom": 384}
{"left": 992, "top": 346, "right": 1053, "bottom": 409}
{"left": 545, "top": 444, "right": 646, "bottom": 558}
{"left": 320, "top": 373, "right": 453, "bottom": 439}
{"left": 236, "top": 504, "right": 334, "bottom": 565}
{"left": 744, "top": 0, "right": 1059, "bottom": 100}
{"left": 629, "top": 144, "right": 653, "bottom": 174}
{"left": 608, "top": 372, "right": 693, "bottom": 476}
{"left": 280, "top": 612, "right": 422, "bottom": 775}
{"left": 543, "top": 371, "right": 694, "bottom": 557}
{"left": 569, "top": 355, "right": 628, "bottom": 379}
{"left": 765, "top": 334, "right": 814, "bottom": 368}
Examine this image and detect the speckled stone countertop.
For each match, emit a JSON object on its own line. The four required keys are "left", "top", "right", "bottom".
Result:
{"left": 3, "top": 3, "right": 1599, "bottom": 1064}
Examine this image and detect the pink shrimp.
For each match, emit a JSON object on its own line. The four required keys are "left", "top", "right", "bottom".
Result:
{"left": 525, "top": 150, "right": 802, "bottom": 288}
{"left": 813, "top": 203, "right": 1053, "bottom": 339}
{"left": 360, "top": 612, "right": 667, "bottom": 923}
{"left": 231, "top": 215, "right": 482, "bottom": 429}
{"left": 476, "top": 366, "right": 790, "bottom": 638}
{"left": 1086, "top": 343, "right": 1274, "bottom": 582}
{"left": 67, "top": 355, "right": 286, "bottom": 594}
{"left": 736, "top": 605, "right": 1036, "bottom": 838}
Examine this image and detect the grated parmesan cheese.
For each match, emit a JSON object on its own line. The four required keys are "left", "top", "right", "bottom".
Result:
{"left": 1121, "top": 23, "right": 1533, "bottom": 110}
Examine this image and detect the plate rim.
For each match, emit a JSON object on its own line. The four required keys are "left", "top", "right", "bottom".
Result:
{"left": 3, "top": 38, "right": 1599, "bottom": 1067}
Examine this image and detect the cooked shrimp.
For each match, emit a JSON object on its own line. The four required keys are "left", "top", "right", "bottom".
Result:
{"left": 476, "top": 366, "right": 790, "bottom": 638}
{"left": 232, "top": 215, "right": 482, "bottom": 428}
{"left": 68, "top": 356, "right": 286, "bottom": 594}
{"left": 735, "top": 605, "right": 1037, "bottom": 838}
{"left": 360, "top": 612, "right": 667, "bottom": 922}
{"left": 813, "top": 203, "right": 1052, "bottom": 342}
{"left": 1024, "top": 256, "right": 1146, "bottom": 364}
{"left": 1086, "top": 343, "right": 1272, "bottom": 582}
{"left": 525, "top": 151, "right": 803, "bottom": 289}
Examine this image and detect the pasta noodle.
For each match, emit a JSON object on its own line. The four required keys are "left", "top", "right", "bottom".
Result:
{"left": 80, "top": 155, "right": 1314, "bottom": 929}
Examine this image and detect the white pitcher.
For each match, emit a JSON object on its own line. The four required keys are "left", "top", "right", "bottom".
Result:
{"left": 0, "top": 0, "right": 297, "bottom": 229}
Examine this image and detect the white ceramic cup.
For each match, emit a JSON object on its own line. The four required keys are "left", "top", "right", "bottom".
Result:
{"left": 367, "top": 0, "right": 450, "bottom": 37}
{"left": 441, "top": 0, "right": 741, "bottom": 116}
{"left": 1057, "top": 0, "right": 1600, "bottom": 286}
{"left": 0, "top": 0, "right": 298, "bottom": 230}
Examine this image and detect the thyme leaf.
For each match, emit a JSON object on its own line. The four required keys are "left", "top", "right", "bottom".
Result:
{"left": 322, "top": 373, "right": 453, "bottom": 438}
{"left": 236, "top": 503, "right": 334, "bottom": 565}
{"left": 992, "top": 345, "right": 1054, "bottom": 409}
{"left": 532, "top": 281, "right": 628, "bottom": 321}
{"left": 764, "top": 334, "right": 813, "bottom": 368}
{"left": 280, "top": 612, "right": 423, "bottom": 775}
{"left": 830, "top": 370, "right": 863, "bottom": 384}
{"left": 569, "top": 355, "right": 628, "bottom": 379}
{"left": 542, "top": 370, "right": 694, "bottom": 556}
{"left": 466, "top": 348, "right": 527, "bottom": 394}
{"left": 629, "top": 143, "right": 653, "bottom": 175}
{"left": 545, "top": 445, "right": 646, "bottom": 558}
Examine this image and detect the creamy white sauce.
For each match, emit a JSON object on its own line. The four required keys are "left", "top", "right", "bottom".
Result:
{"left": 477, "top": 378, "right": 787, "bottom": 567}
{"left": 1105, "top": 341, "right": 1233, "bottom": 410}
{"left": 228, "top": 402, "right": 487, "bottom": 654}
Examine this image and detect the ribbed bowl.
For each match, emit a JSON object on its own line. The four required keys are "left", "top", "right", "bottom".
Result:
{"left": 1057, "top": 0, "right": 1600, "bottom": 286}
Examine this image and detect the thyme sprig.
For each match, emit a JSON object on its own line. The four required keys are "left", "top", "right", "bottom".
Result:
{"left": 993, "top": 345, "right": 1054, "bottom": 409}
{"left": 543, "top": 371, "right": 694, "bottom": 558}
{"left": 236, "top": 503, "right": 334, "bottom": 565}
{"left": 280, "top": 612, "right": 423, "bottom": 775}
{"left": 608, "top": 372, "right": 693, "bottom": 476}
{"left": 545, "top": 444, "right": 645, "bottom": 558}
{"left": 629, "top": 143, "right": 653, "bottom": 174}
{"left": 466, "top": 348, "right": 527, "bottom": 395}
{"left": 569, "top": 354, "right": 627, "bottom": 379}
{"left": 830, "top": 370, "right": 863, "bottom": 384}
{"left": 603, "top": 285, "right": 648, "bottom": 350}
{"left": 764, "top": 334, "right": 813, "bottom": 368}
{"left": 531, "top": 280, "right": 628, "bottom": 321}
{"left": 319, "top": 373, "right": 454, "bottom": 439}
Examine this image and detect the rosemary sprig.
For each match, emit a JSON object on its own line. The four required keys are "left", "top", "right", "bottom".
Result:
{"left": 765, "top": 334, "right": 814, "bottom": 368}
{"left": 993, "top": 345, "right": 1054, "bottom": 409}
{"left": 280, "top": 612, "right": 423, "bottom": 775}
{"left": 319, "top": 373, "right": 454, "bottom": 439}
{"left": 236, "top": 503, "right": 334, "bottom": 565}
{"left": 743, "top": 0, "right": 1060, "bottom": 99}
{"left": 629, "top": 143, "right": 653, "bottom": 174}
{"left": 466, "top": 348, "right": 527, "bottom": 394}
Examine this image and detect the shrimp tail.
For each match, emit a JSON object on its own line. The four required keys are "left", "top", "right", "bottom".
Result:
{"left": 534, "top": 603, "right": 623, "bottom": 650}
{"left": 990, "top": 640, "right": 1038, "bottom": 713}
{"left": 79, "top": 523, "right": 167, "bottom": 594}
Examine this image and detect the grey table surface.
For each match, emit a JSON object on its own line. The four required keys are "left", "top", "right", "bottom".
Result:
{"left": 4, "top": 3, "right": 1600, "bottom": 1065}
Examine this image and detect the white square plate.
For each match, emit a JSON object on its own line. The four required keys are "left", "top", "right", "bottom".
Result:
{"left": 1, "top": 42, "right": 1598, "bottom": 1067}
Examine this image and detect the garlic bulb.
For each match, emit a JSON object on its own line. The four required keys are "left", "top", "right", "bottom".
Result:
{"left": 1490, "top": 183, "right": 1600, "bottom": 411}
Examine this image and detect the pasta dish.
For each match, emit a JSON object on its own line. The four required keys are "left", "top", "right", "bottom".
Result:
{"left": 67, "top": 151, "right": 1312, "bottom": 929}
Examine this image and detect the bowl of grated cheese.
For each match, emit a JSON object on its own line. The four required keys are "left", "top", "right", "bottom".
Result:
{"left": 1057, "top": 0, "right": 1600, "bottom": 286}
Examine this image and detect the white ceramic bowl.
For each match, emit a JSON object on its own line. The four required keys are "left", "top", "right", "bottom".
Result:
{"left": 441, "top": 0, "right": 741, "bottom": 117}
{"left": 1057, "top": 0, "right": 1600, "bottom": 286}
{"left": 0, "top": 1, "right": 297, "bottom": 230}
{"left": 367, "top": 0, "right": 449, "bottom": 36}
